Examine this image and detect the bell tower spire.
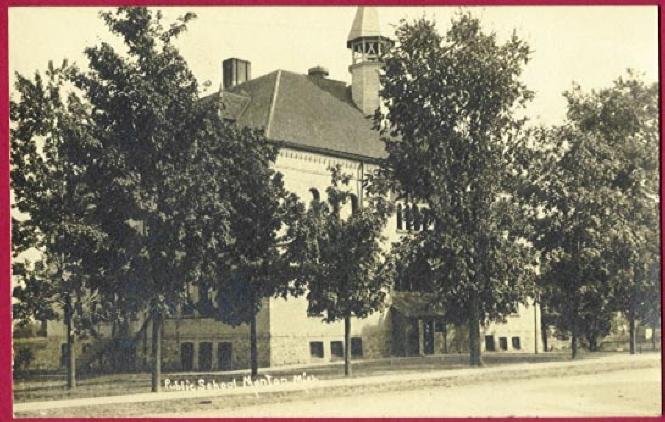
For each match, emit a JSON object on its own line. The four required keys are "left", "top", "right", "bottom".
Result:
{"left": 347, "top": 7, "right": 392, "bottom": 116}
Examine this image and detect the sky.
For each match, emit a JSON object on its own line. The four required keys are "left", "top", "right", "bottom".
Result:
{"left": 8, "top": 6, "right": 659, "bottom": 127}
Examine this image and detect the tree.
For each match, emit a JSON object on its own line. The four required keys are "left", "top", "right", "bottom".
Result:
{"left": 375, "top": 14, "right": 537, "bottom": 366}
{"left": 68, "top": 8, "right": 243, "bottom": 391}
{"left": 11, "top": 62, "right": 109, "bottom": 388}
{"left": 528, "top": 74, "right": 658, "bottom": 358}
{"left": 205, "top": 127, "right": 303, "bottom": 379}
{"left": 525, "top": 122, "right": 622, "bottom": 358}
{"left": 565, "top": 74, "right": 659, "bottom": 354}
{"left": 11, "top": 7, "right": 302, "bottom": 388}
{"left": 293, "top": 166, "right": 392, "bottom": 376}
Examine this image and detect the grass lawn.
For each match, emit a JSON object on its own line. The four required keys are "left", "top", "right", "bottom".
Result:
{"left": 14, "top": 351, "right": 587, "bottom": 403}
{"left": 13, "top": 351, "right": 660, "bottom": 418}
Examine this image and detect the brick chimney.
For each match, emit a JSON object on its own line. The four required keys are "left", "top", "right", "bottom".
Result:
{"left": 308, "top": 65, "right": 329, "bottom": 79}
{"left": 222, "top": 58, "right": 251, "bottom": 89}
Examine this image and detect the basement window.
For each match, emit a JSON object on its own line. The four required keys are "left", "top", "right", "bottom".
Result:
{"left": 330, "top": 341, "right": 344, "bottom": 359}
{"left": 309, "top": 341, "right": 324, "bottom": 359}
{"left": 199, "top": 342, "right": 213, "bottom": 371}
{"left": 485, "top": 336, "right": 495, "bottom": 352}
{"left": 351, "top": 337, "right": 363, "bottom": 358}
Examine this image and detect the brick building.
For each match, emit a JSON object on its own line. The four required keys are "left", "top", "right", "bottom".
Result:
{"left": 15, "top": 7, "right": 542, "bottom": 373}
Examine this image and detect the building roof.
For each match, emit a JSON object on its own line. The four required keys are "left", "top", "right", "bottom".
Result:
{"left": 215, "top": 70, "right": 386, "bottom": 160}
{"left": 347, "top": 7, "right": 383, "bottom": 44}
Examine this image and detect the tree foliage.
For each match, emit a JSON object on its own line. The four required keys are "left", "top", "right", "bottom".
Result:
{"left": 10, "top": 59, "right": 113, "bottom": 387}
{"left": 293, "top": 165, "right": 392, "bottom": 375}
{"left": 375, "top": 13, "right": 537, "bottom": 365}
{"left": 523, "top": 73, "right": 659, "bottom": 356}
{"left": 11, "top": 7, "right": 297, "bottom": 388}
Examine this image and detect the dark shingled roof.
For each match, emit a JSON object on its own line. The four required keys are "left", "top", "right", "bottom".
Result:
{"left": 217, "top": 70, "right": 385, "bottom": 160}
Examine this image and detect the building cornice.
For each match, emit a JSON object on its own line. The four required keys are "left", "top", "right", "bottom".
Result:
{"left": 268, "top": 138, "right": 384, "bottom": 166}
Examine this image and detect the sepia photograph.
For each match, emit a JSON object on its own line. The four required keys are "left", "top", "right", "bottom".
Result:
{"left": 7, "top": 4, "right": 661, "bottom": 418}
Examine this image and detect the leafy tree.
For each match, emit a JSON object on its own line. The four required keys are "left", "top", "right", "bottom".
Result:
{"left": 525, "top": 122, "right": 622, "bottom": 358}
{"left": 11, "top": 62, "right": 109, "bottom": 388}
{"left": 566, "top": 74, "right": 659, "bottom": 354}
{"left": 528, "top": 74, "right": 658, "bottom": 357}
{"left": 375, "top": 14, "right": 537, "bottom": 366}
{"left": 293, "top": 166, "right": 392, "bottom": 376}
{"left": 67, "top": 8, "right": 244, "bottom": 391}
{"left": 204, "top": 128, "right": 304, "bottom": 379}
{"left": 12, "top": 7, "right": 304, "bottom": 389}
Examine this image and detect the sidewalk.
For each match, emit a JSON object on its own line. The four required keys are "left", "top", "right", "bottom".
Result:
{"left": 14, "top": 353, "right": 660, "bottom": 415}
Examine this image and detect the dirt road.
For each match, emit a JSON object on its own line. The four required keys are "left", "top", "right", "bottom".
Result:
{"left": 177, "top": 367, "right": 661, "bottom": 417}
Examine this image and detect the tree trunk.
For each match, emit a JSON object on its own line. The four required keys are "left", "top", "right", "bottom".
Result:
{"left": 651, "top": 323, "right": 657, "bottom": 351}
{"left": 571, "top": 333, "right": 577, "bottom": 359}
{"left": 250, "top": 312, "right": 258, "bottom": 378}
{"left": 65, "top": 302, "right": 76, "bottom": 389}
{"left": 541, "top": 318, "right": 548, "bottom": 352}
{"left": 468, "top": 294, "right": 482, "bottom": 366}
{"left": 151, "top": 309, "right": 162, "bottom": 392}
{"left": 628, "top": 310, "right": 636, "bottom": 355}
{"left": 344, "top": 316, "right": 352, "bottom": 377}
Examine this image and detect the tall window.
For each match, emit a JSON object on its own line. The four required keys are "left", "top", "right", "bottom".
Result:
{"left": 412, "top": 204, "right": 422, "bottom": 231}
{"left": 422, "top": 208, "right": 430, "bottom": 231}
{"left": 396, "top": 204, "right": 403, "bottom": 230}
{"left": 405, "top": 204, "right": 413, "bottom": 230}
{"left": 350, "top": 194, "right": 359, "bottom": 215}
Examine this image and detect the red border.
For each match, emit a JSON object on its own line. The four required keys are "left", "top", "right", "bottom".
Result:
{"left": 1, "top": 0, "right": 11, "bottom": 420}
{"left": 1, "top": 1, "right": 663, "bottom": 422}
{"left": 2, "top": 0, "right": 662, "bottom": 4}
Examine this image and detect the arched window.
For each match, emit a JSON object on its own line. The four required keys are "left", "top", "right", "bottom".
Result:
{"left": 396, "top": 204, "right": 403, "bottom": 230}
{"left": 412, "top": 205, "right": 422, "bottom": 231}
{"left": 350, "top": 194, "right": 359, "bottom": 215}
{"left": 309, "top": 188, "right": 320, "bottom": 201}
{"left": 421, "top": 208, "right": 430, "bottom": 231}
{"left": 405, "top": 204, "right": 413, "bottom": 231}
